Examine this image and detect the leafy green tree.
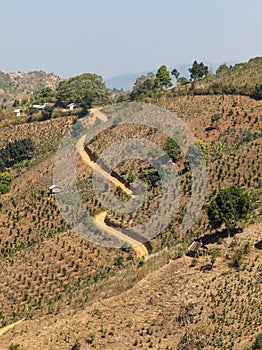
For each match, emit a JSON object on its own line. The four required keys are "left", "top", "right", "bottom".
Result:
{"left": 56, "top": 73, "right": 110, "bottom": 108}
{"left": 206, "top": 186, "right": 253, "bottom": 235}
{"left": 171, "top": 68, "right": 180, "bottom": 80}
{"left": 154, "top": 65, "right": 173, "bottom": 89}
{"left": 189, "top": 60, "right": 208, "bottom": 81}
{"left": 177, "top": 76, "right": 188, "bottom": 86}
{"left": 163, "top": 137, "right": 181, "bottom": 162}
{"left": 131, "top": 72, "right": 155, "bottom": 100}
{"left": 39, "top": 106, "right": 53, "bottom": 121}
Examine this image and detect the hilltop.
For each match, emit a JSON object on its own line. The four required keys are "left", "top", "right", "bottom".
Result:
{"left": 0, "top": 70, "right": 60, "bottom": 106}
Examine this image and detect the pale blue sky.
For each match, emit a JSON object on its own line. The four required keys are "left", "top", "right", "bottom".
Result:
{"left": 1, "top": 0, "right": 261, "bottom": 78}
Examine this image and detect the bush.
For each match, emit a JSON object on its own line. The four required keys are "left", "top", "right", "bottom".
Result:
{"left": 252, "top": 333, "right": 262, "bottom": 349}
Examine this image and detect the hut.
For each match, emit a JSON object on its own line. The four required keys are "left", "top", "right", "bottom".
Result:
{"left": 188, "top": 240, "right": 208, "bottom": 258}
{"left": 49, "top": 185, "right": 61, "bottom": 194}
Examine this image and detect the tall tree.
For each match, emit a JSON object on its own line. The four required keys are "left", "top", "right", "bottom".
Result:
{"left": 206, "top": 186, "right": 253, "bottom": 236}
{"left": 171, "top": 68, "right": 180, "bottom": 81}
{"left": 131, "top": 72, "right": 155, "bottom": 100}
{"left": 56, "top": 73, "right": 110, "bottom": 108}
{"left": 189, "top": 61, "right": 209, "bottom": 81}
{"left": 154, "top": 65, "right": 173, "bottom": 89}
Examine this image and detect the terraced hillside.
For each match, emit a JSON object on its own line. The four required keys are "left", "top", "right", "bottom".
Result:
{"left": 0, "top": 92, "right": 261, "bottom": 349}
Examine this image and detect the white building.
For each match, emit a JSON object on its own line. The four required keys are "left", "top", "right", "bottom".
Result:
{"left": 49, "top": 185, "right": 61, "bottom": 194}
{"left": 32, "top": 104, "right": 45, "bottom": 110}
{"left": 14, "top": 109, "right": 21, "bottom": 117}
{"left": 67, "top": 103, "right": 78, "bottom": 111}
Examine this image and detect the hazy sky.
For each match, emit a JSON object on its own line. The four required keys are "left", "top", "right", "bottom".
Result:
{"left": 1, "top": 0, "right": 261, "bottom": 78}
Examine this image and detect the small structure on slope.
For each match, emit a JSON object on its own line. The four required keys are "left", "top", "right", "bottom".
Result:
{"left": 14, "top": 109, "right": 21, "bottom": 117}
{"left": 188, "top": 240, "right": 208, "bottom": 258}
{"left": 49, "top": 185, "right": 61, "bottom": 194}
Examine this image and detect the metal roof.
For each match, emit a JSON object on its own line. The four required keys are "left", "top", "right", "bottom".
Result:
{"left": 188, "top": 241, "right": 203, "bottom": 252}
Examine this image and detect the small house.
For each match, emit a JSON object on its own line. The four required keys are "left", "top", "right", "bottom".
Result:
{"left": 14, "top": 109, "right": 21, "bottom": 117}
{"left": 67, "top": 103, "right": 78, "bottom": 111}
{"left": 188, "top": 240, "right": 208, "bottom": 258}
{"left": 32, "top": 104, "right": 45, "bottom": 110}
{"left": 49, "top": 185, "right": 61, "bottom": 194}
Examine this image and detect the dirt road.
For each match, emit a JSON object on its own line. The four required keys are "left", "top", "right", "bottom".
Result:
{"left": 94, "top": 211, "right": 148, "bottom": 258}
{"left": 76, "top": 109, "right": 148, "bottom": 258}
{"left": 0, "top": 319, "right": 24, "bottom": 337}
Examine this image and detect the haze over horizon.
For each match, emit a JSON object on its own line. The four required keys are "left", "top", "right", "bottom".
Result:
{"left": 1, "top": 0, "right": 261, "bottom": 79}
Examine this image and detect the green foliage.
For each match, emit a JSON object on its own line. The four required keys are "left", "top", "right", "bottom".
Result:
{"left": 88, "top": 332, "right": 96, "bottom": 344}
{"left": 189, "top": 60, "right": 209, "bottom": 81}
{"left": 186, "top": 139, "right": 208, "bottom": 167}
{"left": 206, "top": 186, "right": 253, "bottom": 230}
{"left": 56, "top": 73, "right": 110, "bottom": 108}
{"left": 252, "top": 333, "right": 262, "bottom": 350}
{"left": 171, "top": 68, "right": 180, "bottom": 80}
{"left": 232, "top": 242, "right": 250, "bottom": 269}
{"left": 1, "top": 138, "right": 34, "bottom": 168}
{"left": 154, "top": 65, "right": 173, "bottom": 90}
{"left": 163, "top": 137, "right": 180, "bottom": 162}
{"left": 39, "top": 106, "right": 53, "bottom": 121}
{"left": 177, "top": 76, "right": 188, "bottom": 86}
{"left": 211, "top": 113, "right": 222, "bottom": 123}
{"left": 131, "top": 72, "right": 155, "bottom": 100}
{"left": 0, "top": 182, "right": 10, "bottom": 194}
{"left": 254, "top": 84, "right": 262, "bottom": 99}
{"left": 71, "top": 339, "right": 81, "bottom": 350}
{"left": 8, "top": 344, "right": 20, "bottom": 350}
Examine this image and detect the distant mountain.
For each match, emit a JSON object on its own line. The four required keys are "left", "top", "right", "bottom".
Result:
{"left": 105, "top": 62, "right": 234, "bottom": 91}
{"left": 105, "top": 72, "right": 141, "bottom": 91}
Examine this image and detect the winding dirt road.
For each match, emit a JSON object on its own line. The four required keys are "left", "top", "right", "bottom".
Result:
{"left": 76, "top": 109, "right": 148, "bottom": 258}
{"left": 94, "top": 211, "right": 148, "bottom": 258}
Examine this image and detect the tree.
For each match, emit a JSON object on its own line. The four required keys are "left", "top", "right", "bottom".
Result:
{"left": 254, "top": 84, "right": 262, "bottom": 100}
{"left": 171, "top": 68, "right": 180, "bottom": 80}
{"left": 177, "top": 76, "right": 188, "bottom": 86}
{"left": 154, "top": 65, "right": 173, "bottom": 89}
{"left": 252, "top": 333, "right": 262, "bottom": 350}
{"left": 163, "top": 136, "right": 181, "bottom": 162}
{"left": 189, "top": 60, "right": 208, "bottom": 81}
{"left": 206, "top": 186, "right": 253, "bottom": 235}
{"left": 130, "top": 72, "right": 155, "bottom": 100}
{"left": 56, "top": 73, "right": 110, "bottom": 108}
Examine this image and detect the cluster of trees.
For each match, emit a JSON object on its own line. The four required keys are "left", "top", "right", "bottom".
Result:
{"left": 0, "top": 138, "right": 34, "bottom": 171}
{"left": 131, "top": 61, "right": 209, "bottom": 100}
{"left": 130, "top": 65, "right": 172, "bottom": 100}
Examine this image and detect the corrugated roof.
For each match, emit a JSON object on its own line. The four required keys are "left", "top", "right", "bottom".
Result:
{"left": 188, "top": 241, "right": 202, "bottom": 252}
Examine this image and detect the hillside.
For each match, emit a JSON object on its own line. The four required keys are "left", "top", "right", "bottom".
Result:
{"left": 0, "top": 71, "right": 60, "bottom": 106}
{"left": 175, "top": 57, "right": 262, "bottom": 98}
{"left": 0, "top": 60, "right": 261, "bottom": 349}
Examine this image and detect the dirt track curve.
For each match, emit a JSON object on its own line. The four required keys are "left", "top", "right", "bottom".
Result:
{"left": 76, "top": 108, "right": 148, "bottom": 258}
{"left": 0, "top": 319, "right": 25, "bottom": 337}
